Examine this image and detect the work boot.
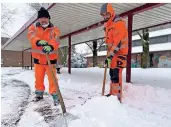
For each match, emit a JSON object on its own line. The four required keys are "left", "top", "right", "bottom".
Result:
{"left": 52, "top": 94, "right": 59, "bottom": 106}
{"left": 33, "top": 94, "right": 43, "bottom": 102}
{"left": 105, "top": 94, "right": 111, "bottom": 97}
{"left": 57, "top": 68, "right": 61, "bottom": 74}
{"left": 33, "top": 91, "right": 44, "bottom": 102}
{"left": 57, "top": 71, "right": 61, "bottom": 74}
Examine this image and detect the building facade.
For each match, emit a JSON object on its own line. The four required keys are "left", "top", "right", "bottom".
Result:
{"left": 1, "top": 37, "right": 32, "bottom": 67}
{"left": 85, "top": 28, "right": 171, "bottom": 68}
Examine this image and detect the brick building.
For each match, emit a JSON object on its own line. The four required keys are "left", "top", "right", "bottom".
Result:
{"left": 1, "top": 37, "right": 32, "bottom": 67}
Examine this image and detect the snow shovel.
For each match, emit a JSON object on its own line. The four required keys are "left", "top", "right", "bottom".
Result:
{"left": 45, "top": 53, "right": 66, "bottom": 114}
{"left": 102, "top": 64, "right": 107, "bottom": 96}
{"left": 45, "top": 53, "right": 78, "bottom": 126}
{"left": 102, "top": 51, "right": 109, "bottom": 96}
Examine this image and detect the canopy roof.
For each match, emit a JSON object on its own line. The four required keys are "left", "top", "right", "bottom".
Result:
{"left": 2, "top": 3, "right": 171, "bottom": 51}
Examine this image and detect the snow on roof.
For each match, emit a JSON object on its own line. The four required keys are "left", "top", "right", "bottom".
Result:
{"left": 132, "top": 28, "right": 171, "bottom": 41}
{"left": 85, "top": 42, "right": 171, "bottom": 57}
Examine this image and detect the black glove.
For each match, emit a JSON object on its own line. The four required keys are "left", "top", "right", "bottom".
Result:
{"left": 108, "top": 55, "right": 113, "bottom": 60}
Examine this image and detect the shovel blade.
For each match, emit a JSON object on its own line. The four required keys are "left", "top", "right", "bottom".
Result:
{"left": 53, "top": 112, "right": 78, "bottom": 127}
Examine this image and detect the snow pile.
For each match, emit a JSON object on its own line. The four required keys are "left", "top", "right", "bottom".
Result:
{"left": 1, "top": 68, "right": 31, "bottom": 127}
{"left": 1, "top": 67, "right": 171, "bottom": 127}
{"left": 68, "top": 96, "right": 171, "bottom": 127}
{"left": 1, "top": 67, "right": 24, "bottom": 77}
{"left": 123, "top": 83, "right": 171, "bottom": 119}
{"left": 122, "top": 68, "right": 171, "bottom": 89}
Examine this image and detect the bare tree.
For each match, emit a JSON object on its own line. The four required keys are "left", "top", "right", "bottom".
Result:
{"left": 58, "top": 46, "right": 68, "bottom": 67}
{"left": 1, "top": 3, "right": 40, "bottom": 37}
{"left": 27, "top": 3, "right": 42, "bottom": 11}
{"left": 1, "top": 3, "right": 18, "bottom": 37}
{"left": 137, "top": 28, "right": 150, "bottom": 68}
{"left": 85, "top": 38, "right": 105, "bottom": 67}
{"left": 25, "top": 3, "right": 42, "bottom": 18}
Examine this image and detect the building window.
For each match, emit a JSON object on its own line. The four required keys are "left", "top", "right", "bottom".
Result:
{"left": 156, "top": 35, "right": 168, "bottom": 44}
{"left": 99, "top": 45, "right": 106, "bottom": 51}
{"left": 150, "top": 35, "right": 168, "bottom": 44}
{"left": 168, "top": 35, "right": 171, "bottom": 42}
{"left": 150, "top": 38, "right": 157, "bottom": 44}
{"left": 133, "top": 34, "right": 170, "bottom": 46}
{"left": 132, "top": 40, "right": 141, "bottom": 47}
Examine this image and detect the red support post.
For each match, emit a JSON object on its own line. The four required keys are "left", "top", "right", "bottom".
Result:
{"left": 68, "top": 35, "right": 71, "bottom": 74}
{"left": 126, "top": 14, "right": 133, "bottom": 83}
{"left": 120, "top": 3, "right": 164, "bottom": 17}
{"left": 22, "top": 51, "right": 24, "bottom": 69}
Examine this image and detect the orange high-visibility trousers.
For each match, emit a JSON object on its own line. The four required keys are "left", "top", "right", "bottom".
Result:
{"left": 34, "top": 64, "right": 58, "bottom": 95}
{"left": 109, "top": 68, "right": 123, "bottom": 100}
{"left": 109, "top": 54, "right": 127, "bottom": 101}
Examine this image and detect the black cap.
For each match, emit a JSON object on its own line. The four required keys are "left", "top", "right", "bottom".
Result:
{"left": 37, "top": 7, "right": 50, "bottom": 19}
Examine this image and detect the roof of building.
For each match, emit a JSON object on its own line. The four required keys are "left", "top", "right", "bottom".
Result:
{"left": 1, "top": 37, "right": 10, "bottom": 46}
{"left": 2, "top": 3, "right": 171, "bottom": 51}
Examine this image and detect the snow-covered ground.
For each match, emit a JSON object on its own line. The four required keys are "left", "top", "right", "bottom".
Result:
{"left": 1, "top": 67, "right": 171, "bottom": 127}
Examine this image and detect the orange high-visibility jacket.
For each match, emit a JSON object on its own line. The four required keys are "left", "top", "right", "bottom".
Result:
{"left": 104, "top": 4, "right": 128, "bottom": 56}
{"left": 28, "top": 22, "right": 60, "bottom": 64}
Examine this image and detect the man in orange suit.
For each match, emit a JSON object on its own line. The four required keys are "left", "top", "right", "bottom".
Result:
{"left": 100, "top": 3, "right": 128, "bottom": 102}
{"left": 28, "top": 7, "right": 60, "bottom": 106}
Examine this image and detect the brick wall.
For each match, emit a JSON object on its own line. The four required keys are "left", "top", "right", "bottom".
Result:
{"left": 1, "top": 37, "right": 32, "bottom": 67}
{"left": 87, "top": 56, "right": 106, "bottom": 67}
{"left": 1, "top": 50, "right": 32, "bottom": 67}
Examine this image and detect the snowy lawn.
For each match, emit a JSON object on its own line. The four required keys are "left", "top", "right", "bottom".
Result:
{"left": 1, "top": 67, "right": 171, "bottom": 127}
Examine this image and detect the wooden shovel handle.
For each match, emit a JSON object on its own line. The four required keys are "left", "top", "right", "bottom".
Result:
{"left": 45, "top": 53, "right": 66, "bottom": 114}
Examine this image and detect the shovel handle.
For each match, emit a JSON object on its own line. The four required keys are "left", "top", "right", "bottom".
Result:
{"left": 45, "top": 53, "right": 66, "bottom": 114}
{"left": 102, "top": 64, "right": 107, "bottom": 96}
{"left": 102, "top": 50, "right": 109, "bottom": 96}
